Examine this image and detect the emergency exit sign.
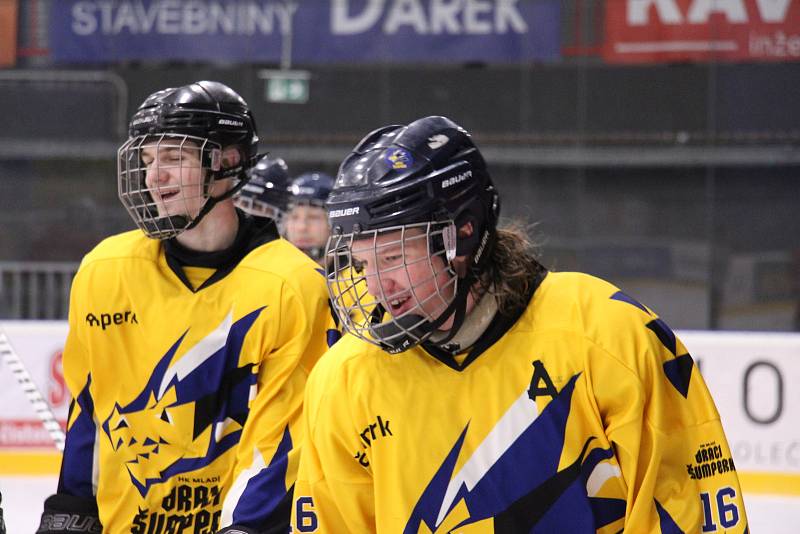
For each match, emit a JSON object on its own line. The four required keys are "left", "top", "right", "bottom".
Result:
{"left": 258, "top": 70, "right": 310, "bottom": 104}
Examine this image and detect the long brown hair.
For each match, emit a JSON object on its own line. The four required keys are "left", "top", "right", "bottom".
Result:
{"left": 474, "top": 222, "right": 547, "bottom": 316}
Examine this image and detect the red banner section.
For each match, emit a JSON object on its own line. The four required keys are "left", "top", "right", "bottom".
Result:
{"left": 604, "top": 0, "right": 800, "bottom": 63}
{"left": 0, "top": 419, "right": 66, "bottom": 448}
{"left": 0, "top": 0, "right": 18, "bottom": 67}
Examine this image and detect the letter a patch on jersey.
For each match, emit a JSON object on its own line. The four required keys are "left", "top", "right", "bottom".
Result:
{"left": 528, "top": 360, "right": 558, "bottom": 401}
{"left": 404, "top": 372, "right": 626, "bottom": 533}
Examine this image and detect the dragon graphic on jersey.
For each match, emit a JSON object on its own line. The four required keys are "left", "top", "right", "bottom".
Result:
{"left": 404, "top": 372, "right": 628, "bottom": 533}
{"left": 100, "top": 307, "right": 266, "bottom": 497}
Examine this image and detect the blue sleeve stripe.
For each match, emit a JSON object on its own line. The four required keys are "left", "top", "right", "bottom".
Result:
{"left": 655, "top": 498, "right": 685, "bottom": 534}
{"left": 231, "top": 425, "right": 293, "bottom": 527}
{"left": 58, "top": 375, "right": 97, "bottom": 498}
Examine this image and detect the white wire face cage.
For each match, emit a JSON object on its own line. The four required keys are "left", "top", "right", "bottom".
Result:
{"left": 326, "top": 221, "right": 459, "bottom": 351}
{"left": 118, "top": 134, "right": 223, "bottom": 240}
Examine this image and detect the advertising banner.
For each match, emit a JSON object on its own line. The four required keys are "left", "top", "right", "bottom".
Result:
{"left": 49, "top": 0, "right": 561, "bottom": 64}
{"left": 0, "top": 322, "right": 68, "bottom": 449}
{"left": 604, "top": 0, "right": 800, "bottom": 63}
{"left": 0, "top": 0, "right": 18, "bottom": 68}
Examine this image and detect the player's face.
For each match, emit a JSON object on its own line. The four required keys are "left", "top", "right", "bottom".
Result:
{"left": 141, "top": 139, "right": 206, "bottom": 219}
{"left": 351, "top": 228, "right": 456, "bottom": 329}
{"left": 285, "top": 204, "right": 330, "bottom": 251}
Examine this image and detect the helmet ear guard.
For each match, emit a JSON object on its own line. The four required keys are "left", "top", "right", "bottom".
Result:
{"left": 455, "top": 185, "right": 500, "bottom": 272}
{"left": 179, "top": 144, "right": 261, "bottom": 233}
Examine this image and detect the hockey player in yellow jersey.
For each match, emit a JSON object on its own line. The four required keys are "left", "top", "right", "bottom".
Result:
{"left": 36, "top": 81, "right": 332, "bottom": 534}
{"left": 291, "top": 116, "right": 748, "bottom": 533}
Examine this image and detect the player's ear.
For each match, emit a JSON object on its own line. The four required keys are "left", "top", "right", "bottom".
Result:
{"left": 457, "top": 221, "right": 474, "bottom": 239}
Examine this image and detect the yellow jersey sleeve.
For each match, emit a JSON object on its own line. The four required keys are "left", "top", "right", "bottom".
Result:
{"left": 221, "top": 258, "right": 332, "bottom": 528}
{"left": 291, "top": 339, "right": 376, "bottom": 533}
{"left": 586, "top": 291, "right": 746, "bottom": 532}
{"left": 58, "top": 265, "right": 101, "bottom": 499}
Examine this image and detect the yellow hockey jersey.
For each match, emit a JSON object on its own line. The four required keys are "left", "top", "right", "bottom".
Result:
{"left": 58, "top": 224, "right": 332, "bottom": 534}
{"left": 292, "top": 271, "right": 748, "bottom": 533}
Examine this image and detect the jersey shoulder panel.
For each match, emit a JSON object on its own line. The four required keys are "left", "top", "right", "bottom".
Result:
{"left": 240, "top": 238, "right": 326, "bottom": 291}
{"left": 72, "top": 231, "right": 160, "bottom": 293}
{"left": 307, "top": 334, "right": 383, "bottom": 392}
{"left": 304, "top": 334, "right": 384, "bottom": 426}
{"left": 524, "top": 270, "right": 673, "bottom": 370}
{"left": 522, "top": 271, "right": 626, "bottom": 334}
{"left": 79, "top": 230, "right": 159, "bottom": 270}
{"left": 528, "top": 272, "right": 717, "bottom": 425}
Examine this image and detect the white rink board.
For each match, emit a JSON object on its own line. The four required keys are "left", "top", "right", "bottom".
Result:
{"left": 0, "top": 322, "right": 69, "bottom": 448}
{"left": 679, "top": 330, "right": 800, "bottom": 478}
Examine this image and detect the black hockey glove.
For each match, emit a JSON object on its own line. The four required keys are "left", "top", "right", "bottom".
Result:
{"left": 37, "top": 493, "right": 101, "bottom": 533}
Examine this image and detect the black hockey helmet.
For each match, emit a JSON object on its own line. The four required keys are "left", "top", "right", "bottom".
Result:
{"left": 118, "top": 80, "right": 259, "bottom": 239}
{"left": 235, "top": 155, "right": 291, "bottom": 222}
{"left": 326, "top": 115, "right": 500, "bottom": 353}
{"left": 289, "top": 172, "right": 334, "bottom": 208}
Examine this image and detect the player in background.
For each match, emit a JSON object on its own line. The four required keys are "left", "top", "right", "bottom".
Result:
{"left": 285, "top": 170, "right": 370, "bottom": 334}
{"left": 236, "top": 160, "right": 348, "bottom": 349}
{"left": 237, "top": 159, "right": 348, "bottom": 350}
{"left": 291, "top": 116, "right": 748, "bottom": 533}
{"left": 285, "top": 172, "right": 334, "bottom": 267}
{"left": 234, "top": 154, "right": 292, "bottom": 231}
{"left": 37, "top": 81, "right": 331, "bottom": 534}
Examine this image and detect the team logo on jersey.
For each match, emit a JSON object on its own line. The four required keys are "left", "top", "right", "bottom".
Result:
{"left": 100, "top": 307, "right": 266, "bottom": 497}
{"left": 403, "top": 371, "right": 628, "bottom": 533}
{"left": 354, "top": 415, "right": 393, "bottom": 468}
{"left": 687, "top": 441, "right": 737, "bottom": 480}
{"left": 85, "top": 310, "right": 138, "bottom": 330}
{"left": 385, "top": 148, "right": 414, "bottom": 169}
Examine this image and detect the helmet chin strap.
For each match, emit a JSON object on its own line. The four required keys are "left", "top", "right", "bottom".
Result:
{"left": 366, "top": 228, "right": 498, "bottom": 355}
{"left": 370, "top": 272, "right": 474, "bottom": 354}
{"left": 152, "top": 215, "right": 190, "bottom": 235}
{"left": 182, "top": 168, "right": 250, "bottom": 233}
{"left": 429, "top": 284, "right": 498, "bottom": 354}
